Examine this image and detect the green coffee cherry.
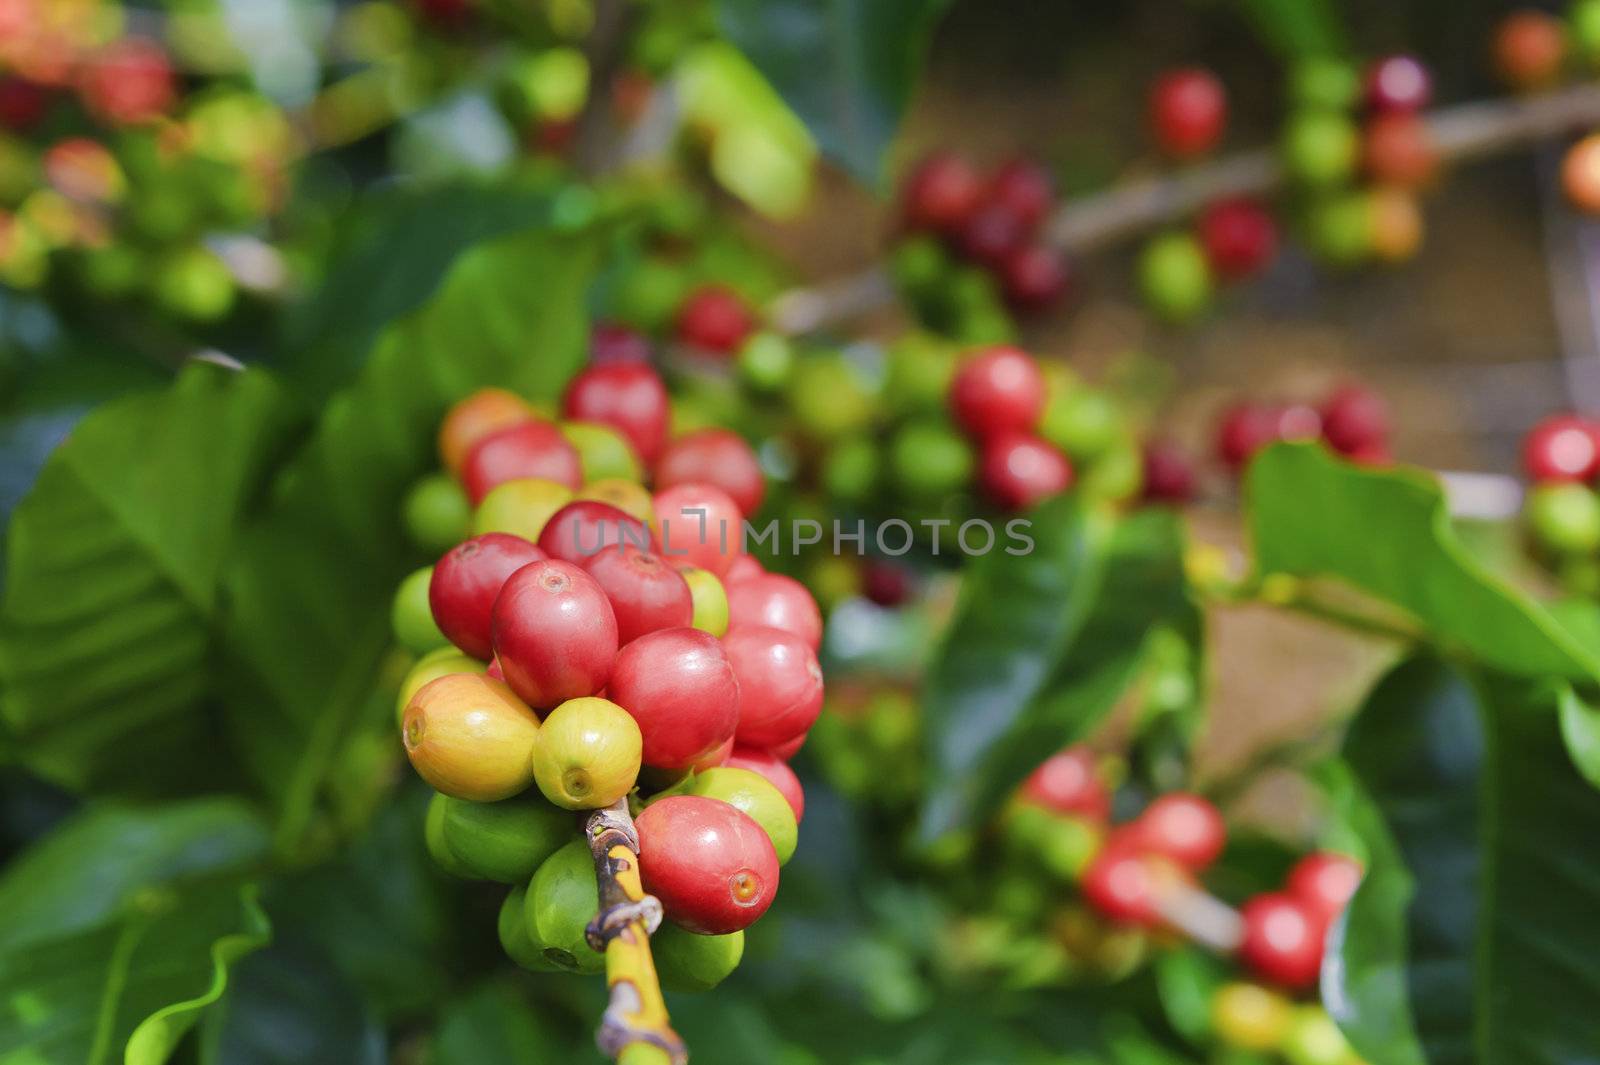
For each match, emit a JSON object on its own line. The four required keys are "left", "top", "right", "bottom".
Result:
{"left": 1308, "top": 193, "right": 1373, "bottom": 267}
{"left": 1527, "top": 482, "right": 1600, "bottom": 555}
{"left": 1080, "top": 442, "right": 1143, "bottom": 502}
{"left": 1139, "top": 233, "right": 1213, "bottom": 323}
{"left": 531, "top": 697, "right": 643, "bottom": 810}
{"left": 1282, "top": 109, "right": 1360, "bottom": 188}
{"left": 651, "top": 922, "right": 744, "bottom": 993}
{"left": 403, "top": 474, "right": 471, "bottom": 554}
{"left": 154, "top": 246, "right": 236, "bottom": 321}
{"left": 1040, "top": 388, "right": 1123, "bottom": 460}
{"left": 561, "top": 422, "right": 643, "bottom": 483}
{"left": 1575, "top": 0, "right": 1600, "bottom": 66}
{"left": 1037, "top": 815, "right": 1101, "bottom": 881}
{"left": 611, "top": 256, "right": 689, "bottom": 332}
{"left": 821, "top": 437, "right": 881, "bottom": 502}
{"left": 1288, "top": 57, "right": 1359, "bottom": 110}
{"left": 737, "top": 331, "right": 795, "bottom": 393}
{"left": 396, "top": 647, "right": 485, "bottom": 723}
{"left": 680, "top": 566, "right": 730, "bottom": 637}
{"left": 499, "top": 884, "right": 562, "bottom": 972}
{"left": 439, "top": 795, "right": 576, "bottom": 882}
{"left": 424, "top": 792, "right": 475, "bottom": 878}
{"left": 787, "top": 354, "right": 877, "bottom": 438}
{"left": 391, "top": 567, "right": 449, "bottom": 654}
{"left": 473, "top": 478, "right": 574, "bottom": 542}
{"left": 890, "top": 235, "right": 951, "bottom": 294}
{"left": 527, "top": 839, "right": 606, "bottom": 974}
{"left": 680, "top": 767, "right": 798, "bottom": 864}
{"left": 885, "top": 333, "right": 958, "bottom": 416}
{"left": 1281, "top": 1007, "right": 1351, "bottom": 1065}
{"left": 889, "top": 420, "right": 974, "bottom": 500}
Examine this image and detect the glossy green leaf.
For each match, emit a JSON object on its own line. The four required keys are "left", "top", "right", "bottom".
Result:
{"left": 1247, "top": 443, "right": 1600, "bottom": 681}
{"left": 713, "top": 0, "right": 952, "bottom": 184}
{"left": 198, "top": 946, "right": 386, "bottom": 1065}
{"left": 1330, "top": 655, "right": 1600, "bottom": 1064}
{"left": 919, "top": 500, "right": 1190, "bottom": 840}
{"left": 428, "top": 981, "right": 574, "bottom": 1064}
{"left": 0, "top": 364, "right": 303, "bottom": 795}
{"left": 220, "top": 227, "right": 600, "bottom": 848}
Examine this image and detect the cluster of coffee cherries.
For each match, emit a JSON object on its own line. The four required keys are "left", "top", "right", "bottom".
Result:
{"left": 1518, "top": 412, "right": 1600, "bottom": 589}
{"left": 891, "top": 152, "right": 1069, "bottom": 333}
{"left": 1012, "top": 748, "right": 1369, "bottom": 1065}
{"left": 1214, "top": 384, "right": 1392, "bottom": 475}
{"left": 390, "top": 361, "right": 822, "bottom": 990}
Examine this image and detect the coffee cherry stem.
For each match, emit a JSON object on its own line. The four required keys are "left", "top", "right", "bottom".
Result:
{"left": 584, "top": 798, "right": 687, "bottom": 1065}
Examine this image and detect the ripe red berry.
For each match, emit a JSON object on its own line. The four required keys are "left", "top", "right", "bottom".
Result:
{"left": 460, "top": 421, "right": 583, "bottom": 504}
{"left": 590, "top": 322, "right": 652, "bottom": 365}
{"left": 723, "top": 554, "right": 766, "bottom": 586}
{"left": 1019, "top": 747, "right": 1109, "bottom": 819}
{"left": 1141, "top": 439, "right": 1197, "bottom": 504}
{"left": 654, "top": 483, "right": 745, "bottom": 577}
{"left": 1364, "top": 54, "right": 1432, "bottom": 113}
{"left": 767, "top": 731, "right": 807, "bottom": 760}
{"left": 1362, "top": 112, "right": 1437, "bottom": 188}
{"left": 654, "top": 428, "right": 766, "bottom": 516}
{"left": 861, "top": 560, "right": 913, "bottom": 607}
{"left": 999, "top": 244, "right": 1071, "bottom": 311}
{"left": 78, "top": 38, "right": 174, "bottom": 126}
{"left": 1216, "top": 403, "right": 1315, "bottom": 470}
{"left": 722, "top": 626, "right": 824, "bottom": 751}
{"left": 725, "top": 573, "right": 823, "bottom": 650}
{"left": 957, "top": 202, "right": 1027, "bottom": 267}
{"left": 1286, "top": 851, "right": 1363, "bottom": 922}
{"left": 1523, "top": 414, "right": 1600, "bottom": 482}
{"left": 901, "top": 152, "right": 984, "bottom": 233}
{"left": 1128, "top": 792, "right": 1225, "bottom": 871}
{"left": 1493, "top": 10, "right": 1568, "bottom": 91}
{"left": 580, "top": 546, "right": 693, "bottom": 645}
{"left": 429, "top": 534, "right": 547, "bottom": 659}
{"left": 1081, "top": 836, "right": 1172, "bottom": 926}
{"left": 987, "top": 158, "right": 1054, "bottom": 230}
{"left": 1196, "top": 198, "right": 1277, "bottom": 280}
{"left": 1320, "top": 386, "right": 1390, "bottom": 456}
{"left": 1238, "top": 892, "right": 1326, "bottom": 989}
{"left": 676, "top": 286, "right": 755, "bottom": 355}
{"left": 562, "top": 364, "right": 671, "bottom": 466}
{"left": 0, "top": 78, "right": 47, "bottom": 131}
{"left": 949, "top": 346, "right": 1047, "bottom": 439}
{"left": 1148, "top": 67, "right": 1227, "bottom": 159}
{"left": 693, "top": 737, "right": 734, "bottom": 772}
{"left": 609, "top": 627, "right": 739, "bottom": 770}
{"left": 491, "top": 560, "right": 618, "bottom": 709}
{"left": 978, "top": 433, "right": 1073, "bottom": 510}
{"left": 637, "top": 795, "right": 779, "bottom": 934}
{"left": 724, "top": 747, "right": 805, "bottom": 821}
{"left": 537, "top": 500, "right": 652, "bottom": 565}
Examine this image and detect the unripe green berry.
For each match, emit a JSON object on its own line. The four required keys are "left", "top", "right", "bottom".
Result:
{"left": 439, "top": 795, "right": 576, "bottom": 882}
{"left": 889, "top": 420, "right": 974, "bottom": 500}
{"left": 1527, "top": 481, "right": 1600, "bottom": 555}
{"left": 527, "top": 839, "right": 606, "bottom": 974}
{"left": 1040, "top": 387, "right": 1123, "bottom": 460}
{"left": 531, "top": 697, "right": 643, "bottom": 810}
{"left": 498, "top": 884, "right": 562, "bottom": 971}
{"left": 651, "top": 922, "right": 745, "bottom": 993}
{"left": 680, "top": 566, "right": 730, "bottom": 637}
{"left": 1282, "top": 109, "right": 1360, "bottom": 188}
{"left": 611, "top": 257, "right": 688, "bottom": 332}
{"left": 1080, "top": 442, "right": 1144, "bottom": 502}
{"left": 884, "top": 333, "right": 958, "bottom": 416}
{"left": 1281, "top": 1007, "right": 1352, "bottom": 1065}
{"left": 392, "top": 566, "right": 449, "bottom": 654}
{"left": 1139, "top": 233, "right": 1214, "bottom": 323}
{"left": 1288, "top": 57, "right": 1359, "bottom": 110}
{"left": 1308, "top": 193, "right": 1374, "bottom": 266}
{"left": 821, "top": 436, "right": 881, "bottom": 502}
{"left": 787, "top": 354, "right": 877, "bottom": 438}
{"left": 472, "top": 478, "right": 574, "bottom": 542}
{"left": 736, "top": 331, "right": 795, "bottom": 393}
{"left": 560, "top": 421, "right": 642, "bottom": 483}
{"left": 890, "top": 235, "right": 951, "bottom": 294}
{"left": 1574, "top": 0, "right": 1600, "bottom": 65}
{"left": 403, "top": 474, "right": 471, "bottom": 554}
{"left": 424, "top": 792, "right": 475, "bottom": 878}
{"left": 678, "top": 766, "right": 798, "bottom": 864}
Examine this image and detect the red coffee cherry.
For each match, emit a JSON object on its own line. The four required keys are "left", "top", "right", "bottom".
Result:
{"left": 654, "top": 483, "right": 745, "bottom": 577}
{"left": 78, "top": 37, "right": 175, "bottom": 126}
{"left": 766, "top": 731, "right": 807, "bottom": 761}
{"left": 1148, "top": 67, "right": 1227, "bottom": 159}
{"left": 1238, "top": 892, "right": 1326, "bottom": 989}
{"left": 637, "top": 795, "right": 779, "bottom": 934}
{"left": 861, "top": 560, "right": 913, "bottom": 607}
{"left": 978, "top": 433, "right": 1073, "bottom": 510}
{"left": 724, "top": 747, "right": 805, "bottom": 821}
{"left": 901, "top": 151, "right": 984, "bottom": 233}
{"left": 1141, "top": 439, "right": 1197, "bottom": 504}
{"left": 590, "top": 322, "right": 652, "bottom": 365}
{"left": 1019, "top": 746, "right": 1109, "bottom": 819}
{"left": 1523, "top": 413, "right": 1600, "bottom": 482}
{"left": 491, "top": 560, "right": 618, "bottom": 709}
{"left": 676, "top": 285, "right": 755, "bottom": 355}
{"left": 1081, "top": 835, "right": 1174, "bottom": 926}
{"left": 1563, "top": 134, "right": 1600, "bottom": 214}
{"left": 725, "top": 573, "right": 823, "bottom": 650}
{"left": 693, "top": 737, "right": 734, "bottom": 772}
{"left": 999, "top": 244, "right": 1071, "bottom": 311}
{"left": 1286, "top": 851, "right": 1363, "bottom": 923}
{"left": 609, "top": 627, "right": 739, "bottom": 770}
{"left": 722, "top": 626, "right": 825, "bottom": 751}
{"left": 723, "top": 554, "right": 766, "bottom": 586}
{"left": 654, "top": 428, "right": 766, "bottom": 516}
{"left": 957, "top": 202, "right": 1027, "bottom": 267}
{"left": 537, "top": 500, "right": 652, "bottom": 565}
{"left": 0, "top": 78, "right": 48, "bottom": 131}
{"left": 1216, "top": 403, "right": 1288, "bottom": 470}
{"left": 949, "top": 346, "right": 1047, "bottom": 439}
{"left": 429, "top": 534, "right": 547, "bottom": 659}
{"left": 1320, "top": 386, "right": 1390, "bottom": 456}
{"left": 1196, "top": 198, "right": 1277, "bottom": 280}
{"left": 1128, "top": 792, "right": 1226, "bottom": 871}
{"left": 1493, "top": 10, "right": 1568, "bottom": 91}
{"left": 460, "top": 421, "right": 583, "bottom": 504}
{"left": 1362, "top": 112, "right": 1437, "bottom": 188}
{"left": 1364, "top": 54, "right": 1432, "bottom": 113}
{"left": 581, "top": 546, "right": 694, "bottom": 645}
{"left": 563, "top": 363, "right": 671, "bottom": 466}
{"left": 987, "top": 157, "right": 1054, "bottom": 230}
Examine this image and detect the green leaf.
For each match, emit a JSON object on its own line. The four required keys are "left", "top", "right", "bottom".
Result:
{"left": 198, "top": 946, "right": 386, "bottom": 1065}
{"left": 919, "top": 500, "right": 1190, "bottom": 840}
{"left": 1559, "top": 687, "right": 1600, "bottom": 790}
{"left": 0, "top": 365, "right": 304, "bottom": 795}
{"left": 713, "top": 0, "right": 951, "bottom": 184}
{"left": 220, "top": 226, "right": 600, "bottom": 848}
{"left": 1246, "top": 443, "right": 1600, "bottom": 681}
{"left": 1234, "top": 0, "right": 1346, "bottom": 59}
{"left": 428, "top": 982, "right": 574, "bottom": 1064}
{"left": 1330, "top": 655, "right": 1600, "bottom": 1064}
